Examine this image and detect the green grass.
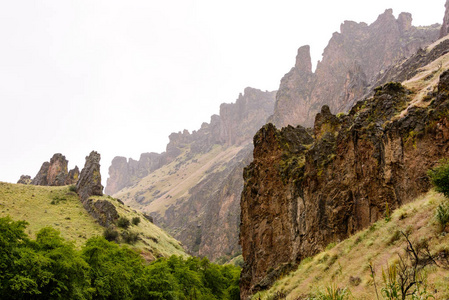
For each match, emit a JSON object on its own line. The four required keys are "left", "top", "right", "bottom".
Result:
{"left": 0, "top": 182, "right": 187, "bottom": 259}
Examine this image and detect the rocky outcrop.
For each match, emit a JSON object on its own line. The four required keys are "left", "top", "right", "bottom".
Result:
{"left": 66, "top": 166, "right": 80, "bottom": 185}
{"left": 240, "top": 72, "right": 449, "bottom": 298}
{"left": 83, "top": 198, "right": 119, "bottom": 227}
{"left": 30, "top": 153, "right": 79, "bottom": 186}
{"left": 270, "top": 9, "right": 440, "bottom": 128}
{"left": 105, "top": 153, "right": 165, "bottom": 195}
{"left": 106, "top": 87, "right": 276, "bottom": 196}
{"left": 441, "top": 0, "right": 449, "bottom": 38}
{"left": 17, "top": 175, "right": 32, "bottom": 185}
{"left": 76, "top": 151, "right": 103, "bottom": 202}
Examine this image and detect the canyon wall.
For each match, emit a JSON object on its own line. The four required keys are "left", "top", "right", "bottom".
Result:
{"left": 240, "top": 68, "right": 449, "bottom": 298}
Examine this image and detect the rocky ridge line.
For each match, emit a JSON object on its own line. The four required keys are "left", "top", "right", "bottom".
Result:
{"left": 270, "top": 9, "right": 440, "bottom": 129}
{"left": 105, "top": 87, "right": 276, "bottom": 196}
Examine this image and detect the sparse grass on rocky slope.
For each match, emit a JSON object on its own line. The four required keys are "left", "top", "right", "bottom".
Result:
{"left": 115, "top": 143, "right": 245, "bottom": 216}
{"left": 252, "top": 190, "right": 449, "bottom": 299}
{"left": 0, "top": 182, "right": 187, "bottom": 259}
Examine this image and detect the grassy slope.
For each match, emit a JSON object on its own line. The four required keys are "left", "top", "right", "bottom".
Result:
{"left": 114, "top": 143, "right": 245, "bottom": 216}
{"left": 252, "top": 190, "right": 449, "bottom": 299}
{"left": 0, "top": 182, "right": 186, "bottom": 259}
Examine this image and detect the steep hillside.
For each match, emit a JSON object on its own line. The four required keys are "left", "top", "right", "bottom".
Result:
{"left": 251, "top": 190, "right": 449, "bottom": 299}
{"left": 107, "top": 87, "right": 276, "bottom": 260}
{"left": 269, "top": 9, "right": 440, "bottom": 128}
{"left": 0, "top": 182, "right": 186, "bottom": 259}
{"left": 240, "top": 36, "right": 449, "bottom": 298}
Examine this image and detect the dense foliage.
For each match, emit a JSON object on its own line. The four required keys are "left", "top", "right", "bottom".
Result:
{"left": 428, "top": 159, "right": 449, "bottom": 198}
{"left": 0, "top": 216, "right": 240, "bottom": 299}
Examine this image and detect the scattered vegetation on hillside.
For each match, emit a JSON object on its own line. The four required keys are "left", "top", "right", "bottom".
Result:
{"left": 251, "top": 190, "right": 449, "bottom": 299}
{"left": 0, "top": 216, "right": 240, "bottom": 300}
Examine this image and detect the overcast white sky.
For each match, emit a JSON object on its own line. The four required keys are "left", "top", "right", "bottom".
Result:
{"left": 0, "top": 0, "right": 444, "bottom": 185}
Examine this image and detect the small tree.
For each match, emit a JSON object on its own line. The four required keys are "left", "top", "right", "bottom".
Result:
{"left": 117, "top": 217, "right": 130, "bottom": 229}
{"left": 428, "top": 159, "right": 449, "bottom": 198}
{"left": 103, "top": 227, "right": 119, "bottom": 242}
{"left": 435, "top": 202, "right": 449, "bottom": 231}
{"left": 132, "top": 217, "right": 141, "bottom": 226}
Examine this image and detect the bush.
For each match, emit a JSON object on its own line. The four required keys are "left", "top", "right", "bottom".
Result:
{"left": 121, "top": 231, "right": 139, "bottom": 244}
{"left": 68, "top": 185, "right": 77, "bottom": 192}
{"left": 132, "top": 217, "right": 141, "bottom": 226}
{"left": 428, "top": 159, "right": 449, "bottom": 197}
{"left": 103, "top": 227, "right": 119, "bottom": 242}
{"left": 435, "top": 202, "right": 449, "bottom": 231}
{"left": 117, "top": 217, "right": 130, "bottom": 229}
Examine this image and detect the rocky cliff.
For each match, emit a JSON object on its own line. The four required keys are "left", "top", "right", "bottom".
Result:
{"left": 107, "top": 88, "right": 276, "bottom": 259}
{"left": 240, "top": 51, "right": 449, "bottom": 299}
{"left": 76, "top": 151, "right": 103, "bottom": 202}
{"left": 29, "top": 153, "right": 79, "bottom": 186}
{"left": 270, "top": 9, "right": 440, "bottom": 128}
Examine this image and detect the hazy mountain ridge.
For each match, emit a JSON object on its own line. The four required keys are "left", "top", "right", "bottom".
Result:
{"left": 106, "top": 87, "right": 276, "bottom": 196}
{"left": 107, "top": 87, "right": 276, "bottom": 259}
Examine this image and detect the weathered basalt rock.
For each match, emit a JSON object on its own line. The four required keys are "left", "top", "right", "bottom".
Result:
{"left": 76, "top": 151, "right": 103, "bottom": 202}
{"left": 17, "top": 175, "right": 32, "bottom": 185}
{"left": 240, "top": 72, "right": 449, "bottom": 298}
{"left": 83, "top": 198, "right": 119, "bottom": 227}
{"left": 270, "top": 9, "right": 440, "bottom": 128}
{"left": 31, "top": 153, "right": 79, "bottom": 186}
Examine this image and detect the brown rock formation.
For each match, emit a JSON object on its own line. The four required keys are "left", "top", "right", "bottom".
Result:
{"left": 31, "top": 153, "right": 79, "bottom": 186}
{"left": 66, "top": 166, "right": 80, "bottom": 185}
{"left": 270, "top": 9, "right": 439, "bottom": 128}
{"left": 76, "top": 151, "right": 103, "bottom": 202}
{"left": 17, "top": 175, "right": 32, "bottom": 185}
{"left": 441, "top": 0, "right": 449, "bottom": 38}
{"left": 239, "top": 72, "right": 449, "bottom": 298}
{"left": 83, "top": 198, "right": 119, "bottom": 227}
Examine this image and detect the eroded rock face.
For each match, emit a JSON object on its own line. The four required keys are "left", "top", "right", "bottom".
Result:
{"left": 30, "top": 153, "right": 79, "bottom": 186}
{"left": 76, "top": 151, "right": 103, "bottom": 202}
{"left": 83, "top": 199, "right": 118, "bottom": 227}
{"left": 239, "top": 73, "right": 449, "bottom": 298}
{"left": 17, "top": 175, "right": 32, "bottom": 185}
{"left": 270, "top": 10, "right": 440, "bottom": 128}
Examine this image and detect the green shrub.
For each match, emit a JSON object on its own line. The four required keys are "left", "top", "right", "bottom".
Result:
{"left": 117, "top": 216, "right": 130, "bottom": 229}
{"left": 68, "top": 185, "right": 77, "bottom": 192}
{"left": 435, "top": 202, "right": 449, "bottom": 231}
{"left": 428, "top": 159, "right": 449, "bottom": 198}
{"left": 103, "top": 227, "right": 119, "bottom": 242}
{"left": 121, "top": 231, "right": 139, "bottom": 244}
{"left": 132, "top": 216, "right": 141, "bottom": 226}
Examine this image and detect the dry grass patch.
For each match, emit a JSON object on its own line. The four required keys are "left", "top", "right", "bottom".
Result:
{"left": 252, "top": 190, "right": 449, "bottom": 299}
